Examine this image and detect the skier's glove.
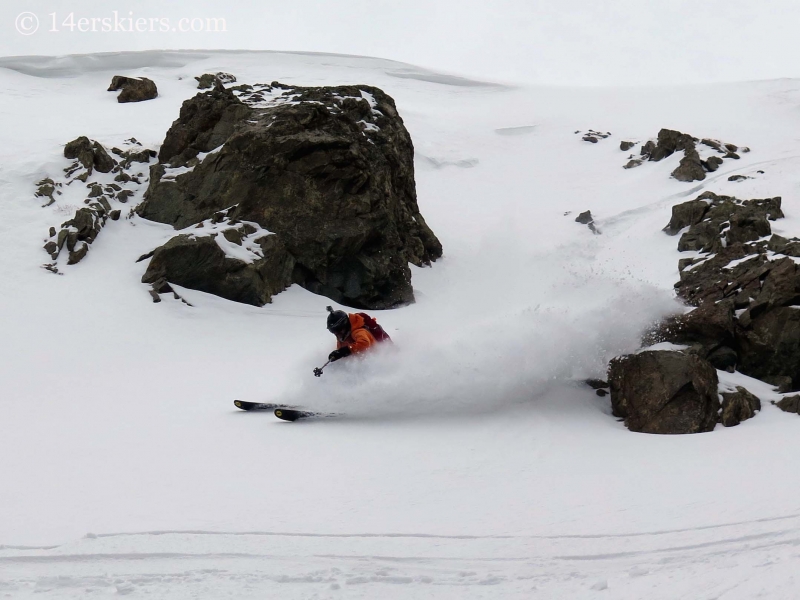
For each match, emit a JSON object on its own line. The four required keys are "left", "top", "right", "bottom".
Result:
{"left": 328, "top": 347, "right": 352, "bottom": 362}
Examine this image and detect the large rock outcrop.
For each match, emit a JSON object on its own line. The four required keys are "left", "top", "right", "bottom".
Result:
{"left": 608, "top": 350, "right": 720, "bottom": 434}
{"left": 137, "top": 82, "right": 442, "bottom": 309}
{"left": 649, "top": 191, "right": 800, "bottom": 392}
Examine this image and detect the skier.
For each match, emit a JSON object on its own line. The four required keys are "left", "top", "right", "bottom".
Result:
{"left": 315, "top": 306, "right": 390, "bottom": 376}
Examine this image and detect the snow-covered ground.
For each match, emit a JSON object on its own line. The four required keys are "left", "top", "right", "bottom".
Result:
{"left": 2, "top": 50, "right": 800, "bottom": 598}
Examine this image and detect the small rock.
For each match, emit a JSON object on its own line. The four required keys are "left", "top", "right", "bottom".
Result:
{"left": 728, "top": 175, "right": 749, "bottom": 182}
{"left": 704, "top": 156, "right": 723, "bottom": 172}
{"left": 222, "top": 228, "right": 243, "bottom": 245}
{"left": 701, "top": 138, "right": 724, "bottom": 152}
{"left": 583, "top": 135, "right": 598, "bottom": 143}
{"left": 775, "top": 395, "right": 800, "bottom": 414}
{"left": 68, "top": 243, "right": 89, "bottom": 265}
{"left": 110, "top": 210, "right": 121, "bottom": 221}
{"left": 108, "top": 76, "right": 158, "bottom": 103}
{"left": 724, "top": 151, "right": 740, "bottom": 160}
{"left": 44, "top": 240, "right": 58, "bottom": 259}
{"left": 719, "top": 386, "right": 761, "bottom": 427}
{"left": 117, "top": 190, "right": 134, "bottom": 203}
{"left": 764, "top": 376, "right": 793, "bottom": 394}
{"left": 620, "top": 141, "right": 635, "bottom": 151}
{"left": 671, "top": 147, "right": 706, "bottom": 182}
{"left": 623, "top": 159, "right": 643, "bottom": 169}
{"left": 575, "top": 210, "right": 594, "bottom": 225}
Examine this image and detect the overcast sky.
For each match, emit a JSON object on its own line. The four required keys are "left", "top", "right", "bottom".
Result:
{"left": 1, "top": 0, "right": 798, "bottom": 86}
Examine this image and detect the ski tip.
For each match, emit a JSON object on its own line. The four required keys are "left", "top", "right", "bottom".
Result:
{"left": 274, "top": 408, "right": 295, "bottom": 421}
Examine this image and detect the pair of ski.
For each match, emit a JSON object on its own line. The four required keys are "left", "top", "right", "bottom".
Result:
{"left": 234, "top": 400, "right": 338, "bottom": 421}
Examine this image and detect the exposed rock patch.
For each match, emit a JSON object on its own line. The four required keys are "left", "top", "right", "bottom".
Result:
{"left": 630, "top": 129, "right": 748, "bottom": 182}
{"left": 578, "top": 129, "right": 611, "bottom": 143}
{"left": 136, "top": 81, "right": 442, "bottom": 309}
{"left": 574, "top": 210, "right": 600, "bottom": 234}
{"left": 651, "top": 191, "right": 800, "bottom": 391}
{"left": 41, "top": 137, "right": 154, "bottom": 268}
{"left": 608, "top": 185, "right": 799, "bottom": 433}
{"left": 64, "top": 136, "right": 116, "bottom": 175}
{"left": 108, "top": 76, "right": 158, "bottom": 103}
{"left": 195, "top": 72, "right": 237, "bottom": 89}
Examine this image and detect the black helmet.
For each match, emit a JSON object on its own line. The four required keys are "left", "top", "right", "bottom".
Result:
{"left": 326, "top": 306, "right": 350, "bottom": 340}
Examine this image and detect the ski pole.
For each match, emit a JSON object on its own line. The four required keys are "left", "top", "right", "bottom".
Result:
{"left": 313, "top": 360, "right": 330, "bottom": 377}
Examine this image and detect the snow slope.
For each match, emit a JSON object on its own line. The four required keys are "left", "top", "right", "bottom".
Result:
{"left": 2, "top": 50, "right": 800, "bottom": 598}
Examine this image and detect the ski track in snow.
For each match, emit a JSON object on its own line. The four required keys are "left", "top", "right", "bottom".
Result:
{"left": 3, "top": 50, "right": 800, "bottom": 598}
{"left": 5, "top": 518, "right": 800, "bottom": 598}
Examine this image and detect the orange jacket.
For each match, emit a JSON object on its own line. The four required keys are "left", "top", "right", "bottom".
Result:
{"left": 336, "top": 313, "right": 376, "bottom": 354}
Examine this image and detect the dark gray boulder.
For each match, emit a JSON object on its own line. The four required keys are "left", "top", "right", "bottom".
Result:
{"left": 137, "top": 82, "right": 442, "bottom": 309}
{"left": 195, "top": 72, "right": 237, "bottom": 89}
{"left": 608, "top": 350, "right": 719, "bottom": 434}
{"left": 719, "top": 386, "right": 761, "bottom": 427}
{"left": 64, "top": 136, "right": 116, "bottom": 175}
{"left": 645, "top": 128, "right": 697, "bottom": 162}
{"left": 767, "top": 234, "right": 800, "bottom": 257}
{"left": 775, "top": 395, "right": 800, "bottom": 414}
{"left": 671, "top": 146, "right": 706, "bottom": 182}
{"left": 704, "top": 156, "right": 723, "bottom": 172}
{"left": 663, "top": 199, "right": 709, "bottom": 235}
{"left": 108, "top": 76, "right": 158, "bottom": 103}
{"left": 141, "top": 231, "right": 295, "bottom": 305}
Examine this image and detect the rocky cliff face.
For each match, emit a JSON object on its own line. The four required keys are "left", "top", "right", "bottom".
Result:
{"left": 608, "top": 190, "right": 800, "bottom": 434}
{"left": 660, "top": 192, "right": 799, "bottom": 390}
{"left": 137, "top": 81, "right": 442, "bottom": 309}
